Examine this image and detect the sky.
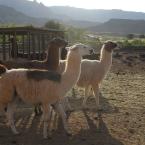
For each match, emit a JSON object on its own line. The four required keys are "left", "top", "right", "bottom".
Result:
{"left": 30, "top": 0, "right": 145, "bottom": 13}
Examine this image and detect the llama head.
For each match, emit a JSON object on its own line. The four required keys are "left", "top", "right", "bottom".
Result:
{"left": 48, "top": 38, "right": 68, "bottom": 49}
{"left": 66, "top": 43, "right": 93, "bottom": 56}
{"left": 103, "top": 41, "right": 117, "bottom": 52}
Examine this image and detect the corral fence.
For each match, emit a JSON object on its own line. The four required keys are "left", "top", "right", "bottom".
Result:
{"left": 0, "top": 26, "right": 65, "bottom": 60}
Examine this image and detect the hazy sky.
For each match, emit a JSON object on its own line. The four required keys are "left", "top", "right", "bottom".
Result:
{"left": 30, "top": 0, "right": 145, "bottom": 12}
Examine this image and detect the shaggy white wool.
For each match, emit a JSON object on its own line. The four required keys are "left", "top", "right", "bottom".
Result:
{"left": 59, "top": 41, "right": 117, "bottom": 110}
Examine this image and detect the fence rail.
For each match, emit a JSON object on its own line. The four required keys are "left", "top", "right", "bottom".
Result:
{"left": 0, "top": 26, "right": 65, "bottom": 60}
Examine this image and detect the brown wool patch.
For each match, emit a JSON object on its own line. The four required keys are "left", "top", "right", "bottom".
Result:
{"left": 26, "top": 70, "right": 61, "bottom": 82}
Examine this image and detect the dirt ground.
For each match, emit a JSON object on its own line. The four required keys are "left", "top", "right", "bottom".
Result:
{"left": 0, "top": 56, "right": 145, "bottom": 145}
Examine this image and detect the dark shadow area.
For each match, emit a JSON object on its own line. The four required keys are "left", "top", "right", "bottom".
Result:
{"left": 99, "top": 92, "right": 119, "bottom": 114}
{"left": 69, "top": 89, "right": 119, "bottom": 114}
{"left": 43, "top": 110, "right": 124, "bottom": 145}
{"left": 0, "top": 108, "right": 124, "bottom": 145}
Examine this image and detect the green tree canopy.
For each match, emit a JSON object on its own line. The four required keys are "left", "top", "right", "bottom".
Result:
{"left": 44, "top": 20, "right": 64, "bottom": 30}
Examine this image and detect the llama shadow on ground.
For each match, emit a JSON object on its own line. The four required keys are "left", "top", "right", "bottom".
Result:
{"left": 69, "top": 90, "right": 119, "bottom": 114}
{"left": 0, "top": 109, "right": 124, "bottom": 145}
{"left": 48, "top": 110, "right": 124, "bottom": 145}
{"left": 99, "top": 92, "right": 119, "bottom": 114}
{"left": 0, "top": 110, "right": 43, "bottom": 145}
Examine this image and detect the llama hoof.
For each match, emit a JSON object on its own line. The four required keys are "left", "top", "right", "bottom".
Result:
{"left": 47, "top": 135, "right": 52, "bottom": 139}
{"left": 43, "top": 134, "right": 52, "bottom": 140}
{"left": 66, "top": 108, "right": 74, "bottom": 114}
{"left": 43, "top": 135, "right": 48, "bottom": 139}
{"left": 82, "top": 106, "right": 89, "bottom": 110}
{"left": 68, "top": 108, "right": 74, "bottom": 112}
{"left": 34, "top": 111, "right": 42, "bottom": 116}
{"left": 94, "top": 112, "right": 102, "bottom": 120}
{"left": 66, "top": 131, "right": 72, "bottom": 137}
{"left": 96, "top": 128, "right": 101, "bottom": 133}
{"left": 34, "top": 113, "right": 42, "bottom": 117}
{"left": 97, "top": 107, "right": 103, "bottom": 112}
{"left": 94, "top": 116, "right": 99, "bottom": 120}
{"left": 94, "top": 115, "right": 101, "bottom": 120}
{"left": 13, "top": 131, "right": 20, "bottom": 135}
{"left": 11, "top": 140, "right": 17, "bottom": 144}
{"left": 66, "top": 113, "right": 71, "bottom": 120}
{"left": 66, "top": 109, "right": 74, "bottom": 119}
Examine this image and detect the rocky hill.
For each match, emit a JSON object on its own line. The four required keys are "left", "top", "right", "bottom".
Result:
{"left": 88, "top": 19, "right": 145, "bottom": 34}
{"left": 0, "top": 5, "right": 47, "bottom": 26}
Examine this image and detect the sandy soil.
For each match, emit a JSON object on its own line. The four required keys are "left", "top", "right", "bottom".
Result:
{"left": 0, "top": 56, "right": 145, "bottom": 145}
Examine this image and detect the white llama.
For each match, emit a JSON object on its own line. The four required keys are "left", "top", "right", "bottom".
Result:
{"left": 77, "top": 41, "right": 117, "bottom": 109}
{"left": 58, "top": 41, "right": 117, "bottom": 110}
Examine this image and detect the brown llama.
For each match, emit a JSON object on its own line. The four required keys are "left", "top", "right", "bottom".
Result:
{"left": 0, "top": 43, "right": 93, "bottom": 138}
{"left": 0, "top": 38, "right": 68, "bottom": 115}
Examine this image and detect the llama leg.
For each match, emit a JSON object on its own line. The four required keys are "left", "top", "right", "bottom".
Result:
{"left": 63, "top": 97, "right": 73, "bottom": 112}
{"left": 92, "top": 85, "right": 101, "bottom": 111}
{"left": 61, "top": 97, "right": 67, "bottom": 112}
{"left": 34, "top": 105, "right": 39, "bottom": 116}
{"left": 34, "top": 104, "right": 42, "bottom": 116}
{"left": 38, "top": 104, "right": 43, "bottom": 114}
{"left": 72, "top": 88, "right": 76, "bottom": 98}
{"left": 6, "top": 102, "right": 19, "bottom": 135}
{"left": 42, "top": 104, "right": 51, "bottom": 139}
{"left": 82, "top": 86, "right": 89, "bottom": 108}
{"left": 54, "top": 102, "right": 71, "bottom": 135}
{"left": 88, "top": 86, "right": 94, "bottom": 97}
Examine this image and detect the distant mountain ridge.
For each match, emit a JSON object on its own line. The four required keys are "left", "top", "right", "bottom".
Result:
{"left": 60, "top": 20, "right": 101, "bottom": 28}
{"left": 0, "top": 5, "right": 47, "bottom": 26}
{"left": 0, "top": 0, "right": 145, "bottom": 22}
{"left": 89, "top": 19, "right": 145, "bottom": 34}
{"left": 0, "top": 0, "right": 145, "bottom": 34}
{"left": 0, "top": 0, "right": 65, "bottom": 20}
{"left": 49, "top": 6, "right": 145, "bottom": 22}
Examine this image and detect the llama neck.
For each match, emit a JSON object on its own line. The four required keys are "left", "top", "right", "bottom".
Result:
{"left": 100, "top": 47, "right": 113, "bottom": 70}
{"left": 61, "top": 50, "right": 81, "bottom": 91}
{"left": 45, "top": 46, "right": 60, "bottom": 71}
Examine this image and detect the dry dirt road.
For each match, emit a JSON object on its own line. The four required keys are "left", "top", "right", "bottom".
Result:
{"left": 0, "top": 60, "right": 145, "bottom": 145}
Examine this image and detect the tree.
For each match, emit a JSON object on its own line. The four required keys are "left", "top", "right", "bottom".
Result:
{"left": 44, "top": 20, "right": 64, "bottom": 30}
{"left": 65, "top": 26, "right": 86, "bottom": 43}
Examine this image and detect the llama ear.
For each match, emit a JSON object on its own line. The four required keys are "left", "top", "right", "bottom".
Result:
{"left": 66, "top": 46, "right": 77, "bottom": 51}
{"left": 65, "top": 47, "right": 71, "bottom": 51}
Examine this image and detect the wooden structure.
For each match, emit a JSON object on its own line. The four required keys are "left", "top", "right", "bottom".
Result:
{"left": 0, "top": 26, "right": 65, "bottom": 60}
